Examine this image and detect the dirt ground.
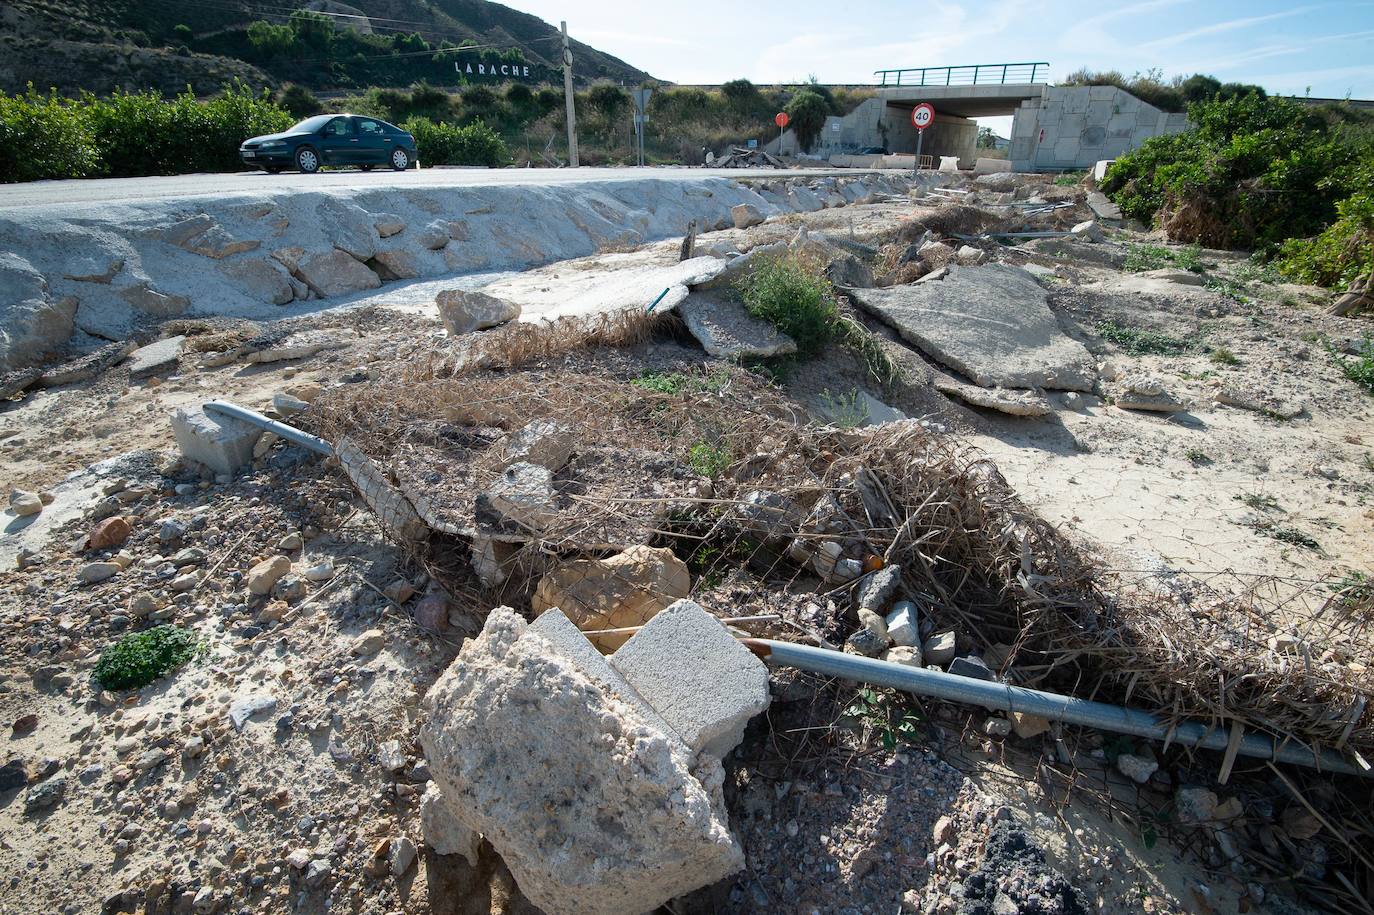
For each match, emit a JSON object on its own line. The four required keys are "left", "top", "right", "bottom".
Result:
{"left": 2, "top": 175, "right": 1370, "bottom": 915}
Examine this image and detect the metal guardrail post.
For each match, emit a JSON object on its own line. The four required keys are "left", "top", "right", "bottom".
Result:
{"left": 1002, "top": 64, "right": 1009, "bottom": 84}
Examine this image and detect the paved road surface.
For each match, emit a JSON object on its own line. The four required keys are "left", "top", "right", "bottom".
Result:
{"left": 0, "top": 166, "right": 862, "bottom": 209}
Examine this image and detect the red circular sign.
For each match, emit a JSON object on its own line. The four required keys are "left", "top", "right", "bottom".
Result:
{"left": 911, "top": 103, "right": 935, "bottom": 130}
{"left": 775, "top": 112, "right": 790, "bottom": 128}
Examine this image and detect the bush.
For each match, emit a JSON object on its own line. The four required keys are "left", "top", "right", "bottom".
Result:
{"left": 1102, "top": 94, "right": 1374, "bottom": 252}
{"left": 784, "top": 90, "right": 829, "bottom": 153}
{"left": 277, "top": 83, "right": 321, "bottom": 119}
{"left": 402, "top": 117, "right": 509, "bottom": 167}
{"left": 1274, "top": 165, "right": 1374, "bottom": 289}
{"left": 0, "top": 87, "right": 100, "bottom": 182}
{"left": 738, "top": 254, "right": 839, "bottom": 356}
{"left": 93, "top": 625, "right": 201, "bottom": 691}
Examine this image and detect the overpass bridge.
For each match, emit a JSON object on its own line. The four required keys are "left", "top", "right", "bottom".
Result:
{"left": 772, "top": 62, "right": 1190, "bottom": 172}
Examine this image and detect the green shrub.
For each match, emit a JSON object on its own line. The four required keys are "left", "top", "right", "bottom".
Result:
{"left": 1274, "top": 186, "right": 1374, "bottom": 289}
{"left": 402, "top": 117, "right": 509, "bottom": 167}
{"left": 1096, "top": 320, "right": 1192, "bottom": 355}
{"left": 687, "top": 442, "right": 731, "bottom": 478}
{"left": 0, "top": 87, "right": 100, "bottom": 182}
{"left": 1335, "top": 336, "right": 1374, "bottom": 394}
{"left": 93, "top": 625, "right": 201, "bottom": 691}
{"left": 784, "top": 90, "right": 829, "bottom": 153}
{"left": 738, "top": 254, "right": 839, "bottom": 356}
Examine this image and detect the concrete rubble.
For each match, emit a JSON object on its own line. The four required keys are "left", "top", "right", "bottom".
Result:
{"left": 678, "top": 292, "right": 798, "bottom": 359}
{"left": 419, "top": 601, "right": 769, "bottom": 915}
{"left": 531, "top": 544, "right": 691, "bottom": 649}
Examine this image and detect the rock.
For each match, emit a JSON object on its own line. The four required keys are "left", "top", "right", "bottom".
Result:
{"left": 1281, "top": 806, "right": 1322, "bottom": 841}
{"left": 353, "top": 629, "right": 385, "bottom": 656}
{"left": 419, "top": 609, "right": 744, "bottom": 915}
{"left": 417, "top": 220, "right": 452, "bottom": 250}
{"left": 885, "top": 601, "right": 920, "bottom": 647}
{"left": 370, "top": 249, "right": 420, "bottom": 281}
{"left": 271, "top": 575, "right": 306, "bottom": 602}
{"left": 301, "top": 563, "right": 334, "bottom": 582}
{"left": 171, "top": 405, "right": 263, "bottom": 476}
{"left": 925, "top": 631, "right": 957, "bottom": 666}
{"left": 120, "top": 284, "right": 189, "bottom": 318}
{"left": 293, "top": 249, "right": 381, "bottom": 297}
{"left": 170, "top": 572, "right": 199, "bottom": 592}
{"left": 304, "top": 859, "right": 331, "bottom": 888}
{"left": 933, "top": 375, "right": 1054, "bottom": 416}
{"left": 983, "top": 717, "right": 1012, "bottom": 738}
{"left": 948, "top": 655, "right": 994, "bottom": 681}
{"left": 0, "top": 253, "right": 78, "bottom": 373}
{"left": 414, "top": 592, "right": 449, "bottom": 632}
{"left": 277, "top": 532, "right": 303, "bottom": 551}
{"left": 1114, "top": 375, "right": 1185, "bottom": 412}
{"left": 501, "top": 419, "right": 575, "bottom": 471}
{"left": 955, "top": 245, "right": 986, "bottom": 266}
{"left": 0, "top": 758, "right": 27, "bottom": 791}
{"left": 1010, "top": 712, "right": 1051, "bottom": 739}
{"left": 435, "top": 289, "right": 521, "bottom": 336}
{"left": 24, "top": 776, "right": 66, "bottom": 813}
{"left": 884, "top": 645, "right": 923, "bottom": 667}
{"left": 484, "top": 462, "right": 557, "bottom": 531}
{"left": 679, "top": 293, "right": 797, "bottom": 359}
{"left": 272, "top": 393, "right": 308, "bottom": 416}
{"left": 389, "top": 834, "right": 418, "bottom": 876}
{"left": 1070, "top": 220, "right": 1104, "bottom": 243}
{"left": 1116, "top": 753, "right": 1158, "bottom": 784}
{"left": 9, "top": 489, "right": 42, "bottom": 517}
{"left": 220, "top": 258, "right": 295, "bottom": 305}
{"left": 86, "top": 516, "right": 132, "bottom": 550}
{"left": 731, "top": 203, "right": 765, "bottom": 229}
{"left": 532, "top": 545, "right": 691, "bottom": 650}
{"left": 856, "top": 564, "right": 902, "bottom": 613}
{"left": 244, "top": 330, "right": 347, "bottom": 364}
{"left": 373, "top": 214, "right": 406, "bottom": 238}
{"left": 228, "top": 695, "right": 277, "bottom": 730}
{"left": 846, "top": 625, "right": 888, "bottom": 658}
{"left": 420, "top": 783, "right": 479, "bottom": 864}
{"left": 852, "top": 266, "right": 1097, "bottom": 392}
{"left": 1086, "top": 190, "right": 1123, "bottom": 224}
{"left": 1176, "top": 787, "right": 1219, "bottom": 825}
{"left": 734, "top": 490, "right": 801, "bottom": 542}
{"left": 192, "top": 886, "right": 216, "bottom": 913}
{"left": 79, "top": 561, "right": 121, "bottom": 584}
{"left": 378, "top": 740, "right": 407, "bottom": 773}
{"left": 246, "top": 556, "right": 291, "bottom": 596}
{"left": 1215, "top": 388, "right": 1304, "bottom": 420}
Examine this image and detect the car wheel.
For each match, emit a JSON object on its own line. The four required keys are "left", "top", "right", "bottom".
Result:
{"left": 295, "top": 146, "right": 321, "bottom": 174}
{"left": 390, "top": 148, "right": 410, "bottom": 171}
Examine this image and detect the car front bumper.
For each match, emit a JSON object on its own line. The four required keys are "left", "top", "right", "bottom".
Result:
{"left": 240, "top": 148, "right": 292, "bottom": 166}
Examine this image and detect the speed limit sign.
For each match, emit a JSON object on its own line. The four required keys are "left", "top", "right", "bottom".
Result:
{"left": 911, "top": 103, "right": 935, "bottom": 131}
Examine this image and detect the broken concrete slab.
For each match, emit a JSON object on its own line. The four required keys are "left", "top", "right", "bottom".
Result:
{"left": 171, "top": 404, "right": 263, "bottom": 476}
{"left": 933, "top": 372, "right": 1053, "bottom": 417}
{"left": 435, "top": 289, "right": 521, "bottom": 336}
{"left": 679, "top": 293, "right": 797, "bottom": 360}
{"left": 125, "top": 335, "right": 185, "bottom": 378}
{"left": 1114, "top": 375, "right": 1185, "bottom": 413}
{"left": 851, "top": 264, "right": 1097, "bottom": 392}
{"left": 532, "top": 545, "right": 691, "bottom": 650}
{"left": 1086, "top": 191, "right": 1123, "bottom": 225}
{"left": 508, "top": 256, "right": 727, "bottom": 322}
{"left": 609, "top": 599, "right": 770, "bottom": 760}
{"left": 39, "top": 341, "right": 136, "bottom": 388}
{"left": 483, "top": 462, "right": 557, "bottom": 531}
{"left": 731, "top": 203, "right": 765, "bottom": 229}
{"left": 420, "top": 783, "right": 479, "bottom": 865}
{"left": 500, "top": 419, "right": 574, "bottom": 471}
{"left": 420, "top": 608, "right": 743, "bottom": 915}
{"left": 244, "top": 330, "right": 347, "bottom": 364}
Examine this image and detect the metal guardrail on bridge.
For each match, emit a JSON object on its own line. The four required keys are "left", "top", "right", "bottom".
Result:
{"left": 874, "top": 62, "right": 1050, "bottom": 87}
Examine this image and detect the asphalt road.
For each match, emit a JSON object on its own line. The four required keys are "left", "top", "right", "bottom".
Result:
{"left": 0, "top": 166, "right": 861, "bottom": 209}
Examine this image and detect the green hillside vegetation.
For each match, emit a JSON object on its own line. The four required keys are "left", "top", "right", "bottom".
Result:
{"left": 1101, "top": 91, "right": 1374, "bottom": 291}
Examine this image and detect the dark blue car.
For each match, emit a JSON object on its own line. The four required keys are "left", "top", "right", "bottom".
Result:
{"left": 240, "top": 114, "right": 418, "bottom": 174}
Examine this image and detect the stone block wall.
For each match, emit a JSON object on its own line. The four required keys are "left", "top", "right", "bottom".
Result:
{"left": 1009, "top": 85, "right": 1189, "bottom": 172}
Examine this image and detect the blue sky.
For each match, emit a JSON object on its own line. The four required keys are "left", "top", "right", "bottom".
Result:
{"left": 507, "top": 0, "right": 1374, "bottom": 100}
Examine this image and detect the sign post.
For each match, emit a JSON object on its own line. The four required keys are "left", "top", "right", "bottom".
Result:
{"left": 774, "top": 111, "right": 789, "bottom": 153}
{"left": 631, "top": 88, "right": 653, "bottom": 167}
{"left": 561, "top": 21, "right": 579, "bottom": 168}
{"left": 910, "top": 102, "right": 934, "bottom": 177}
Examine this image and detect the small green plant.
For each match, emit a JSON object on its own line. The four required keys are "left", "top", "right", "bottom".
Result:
{"left": 687, "top": 441, "right": 730, "bottom": 478}
{"left": 843, "top": 687, "right": 924, "bottom": 751}
{"left": 1334, "top": 336, "right": 1374, "bottom": 395}
{"left": 1208, "top": 347, "right": 1240, "bottom": 366}
{"left": 631, "top": 369, "right": 729, "bottom": 395}
{"left": 819, "top": 388, "right": 868, "bottom": 428}
{"left": 1123, "top": 243, "right": 1205, "bottom": 274}
{"left": 1231, "top": 257, "right": 1281, "bottom": 285}
{"left": 738, "top": 253, "right": 839, "bottom": 357}
{"left": 1235, "top": 492, "right": 1283, "bottom": 512}
{"left": 1096, "top": 320, "right": 1192, "bottom": 356}
{"left": 1204, "top": 276, "right": 1250, "bottom": 303}
{"left": 93, "top": 625, "right": 202, "bottom": 691}
{"left": 1185, "top": 447, "right": 1212, "bottom": 465}
{"left": 1256, "top": 524, "right": 1321, "bottom": 551}
{"left": 1054, "top": 171, "right": 1085, "bottom": 186}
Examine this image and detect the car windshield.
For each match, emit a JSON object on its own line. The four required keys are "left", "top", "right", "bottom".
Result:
{"left": 289, "top": 115, "right": 334, "bottom": 134}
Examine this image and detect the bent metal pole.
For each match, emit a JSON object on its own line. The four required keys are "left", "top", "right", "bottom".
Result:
{"left": 744, "top": 639, "right": 1369, "bottom": 778}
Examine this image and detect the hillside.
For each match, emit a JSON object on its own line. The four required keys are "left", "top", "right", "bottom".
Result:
{"left": 1, "top": 0, "right": 652, "bottom": 96}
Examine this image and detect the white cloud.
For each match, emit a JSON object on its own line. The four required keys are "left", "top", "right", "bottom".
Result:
{"left": 1139, "top": 7, "right": 1317, "bottom": 51}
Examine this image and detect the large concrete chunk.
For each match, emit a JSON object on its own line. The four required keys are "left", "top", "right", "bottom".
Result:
{"left": 851, "top": 265, "right": 1097, "bottom": 392}
{"left": 171, "top": 405, "right": 263, "bottom": 475}
{"left": 126, "top": 335, "right": 185, "bottom": 378}
{"left": 679, "top": 293, "right": 797, "bottom": 359}
{"left": 420, "top": 609, "right": 743, "bottom": 915}
{"left": 435, "top": 289, "right": 521, "bottom": 335}
{"left": 610, "top": 599, "right": 770, "bottom": 759}
{"left": 294, "top": 249, "right": 381, "bottom": 297}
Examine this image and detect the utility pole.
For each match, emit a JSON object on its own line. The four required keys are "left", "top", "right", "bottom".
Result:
{"left": 561, "top": 21, "right": 579, "bottom": 168}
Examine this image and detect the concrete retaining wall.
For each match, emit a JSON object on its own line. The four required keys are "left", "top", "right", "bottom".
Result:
{"left": 1009, "top": 85, "right": 1189, "bottom": 172}
{"left": 0, "top": 172, "right": 911, "bottom": 372}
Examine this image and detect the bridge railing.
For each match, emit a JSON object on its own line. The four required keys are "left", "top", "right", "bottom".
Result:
{"left": 874, "top": 62, "right": 1050, "bottom": 87}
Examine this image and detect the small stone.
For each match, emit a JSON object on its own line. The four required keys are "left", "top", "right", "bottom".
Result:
{"left": 0, "top": 758, "right": 28, "bottom": 791}
{"left": 883, "top": 645, "right": 923, "bottom": 667}
{"left": 301, "top": 563, "right": 334, "bottom": 582}
{"left": 170, "top": 572, "right": 199, "bottom": 592}
{"left": 11, "top": 712, "right": 38, "bottom": 735}
{"left": 384, "top": 579, "right": 416, "bottom": 604}
{"left": 925, "top": 631, "right": 957, "bottom": 666}
{"left": 192, "top": 886, "right": 216, "bottom": 913}
{"left": 389, "top": 835, "right": 417, "bottom": 876}
{"left": 947, "top": 655, "right": 994, "bottom": 681}
{"left": 1010, "top": 712, "right": 1051, "bottom": 740}
{"left": 183, "top": 736, "right": 205, "bottom": 758}
{"left": 983, "top": 717, "right": 1012, "bottom": 738}
{"left": 885, "top": 600, "right": 919, "bottom": 647}
{"left": 9, "top": 489, "right": 42, "bottom": 517}
{"left": 129, "top": 593, "right": 162, "bottom": 618}
{"left": 731, "top": 203, "right": 765, "bottom": 229}
{"left": 378, "top": 740, "right": 407, "bottom": 773}
{"left": 932, "top": 815, "right": 954, "bottom": 845}
{"left": 304, "top": 859, "right": 331, "bottom": 888}
{"left": 1116, "top": 753, "right": 1158, "bottom": 784}
{"left": 87, "top": 516, "right": 132, "bottom": 550}
{"left": 271, "top": 575, "right": 307, "bottom": 603}
{"left": 135, "top": 748, "right": 168, "bottom": 771}
{"left": 1176, "top": 787, "right": 1219, "bottom": 824}
{"left": 79, "top": 561, "right": 121, "bottom": 584}
{"left": 353, "top": 629, "right": 385, "bottom": 656}
{"left": 24, "top": 776, "right": 66, "bottom": 813}
{"left": 277, "top": 532, "right": 303, "bottom": 551}
{"left": 1280, "top": 806, "right": 1322, "bottom": 841}
{"left": 228, "top": 694, "right": 278, "bottom": 730}
{"left": 856, "top": 564, "right": 902, "bottom": 613}
{"left": 246, "top": 556, "right": 291, "bottom": 596}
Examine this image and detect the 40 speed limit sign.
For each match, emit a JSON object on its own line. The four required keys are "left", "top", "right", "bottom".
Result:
{"left": 911, "top": 102, "right": 935, "bottom": 130}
